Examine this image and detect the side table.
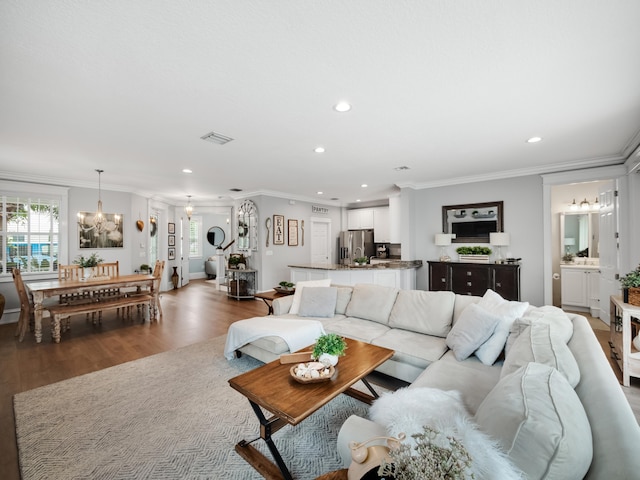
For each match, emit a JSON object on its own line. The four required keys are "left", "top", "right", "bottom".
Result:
{"left": 254, "top": 289, "right": 294, "bottom": 315}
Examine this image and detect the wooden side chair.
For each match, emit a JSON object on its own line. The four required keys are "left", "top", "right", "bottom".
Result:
{"left": 93, "top": 261, "right": 121, "bottom": 322}
{"left": 126, "top": 260, "right": 164, "bottom": 320}
{"left": 58, "top": 264, "right": 82, "bottom": 282}
{"left": 12, "top": 268, "right": 34, "bottom": 342}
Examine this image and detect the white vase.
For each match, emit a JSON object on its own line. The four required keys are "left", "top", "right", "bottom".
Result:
{"left": 633, "top": 335, "right": 640, "bottom": 352}
{"left": 318, "top": 353, "right": 339, "bottom": 367}
{"left": 83, "top": 267, "right": 93, "bottom": 280}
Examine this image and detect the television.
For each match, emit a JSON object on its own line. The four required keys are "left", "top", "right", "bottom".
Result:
{"left": 451, "top": 220, "right": 497, "bottom": 242}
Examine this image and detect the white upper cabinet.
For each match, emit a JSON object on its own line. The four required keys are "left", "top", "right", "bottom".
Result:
{"left": 347, "top": 208, "right": 374, "bottom": 229}
{"left": 373, "top": 207, "right": 390, "bottom": 243}
{"left": 388, "top": 196, "right": 401, "bottom": 244}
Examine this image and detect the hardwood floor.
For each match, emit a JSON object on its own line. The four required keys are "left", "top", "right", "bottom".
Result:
{"left": 1, "top": 282, "right": 638, "bottom": 479}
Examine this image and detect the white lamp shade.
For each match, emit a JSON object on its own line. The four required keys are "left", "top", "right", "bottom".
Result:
{"left": 434, "top": 233, "right": 452, "bottom": 246}
{"left": 564, "top": 237, "right": 576, "bottom": 246}
{"left": 490, "top": 232, "right": 510, "bottom": 246}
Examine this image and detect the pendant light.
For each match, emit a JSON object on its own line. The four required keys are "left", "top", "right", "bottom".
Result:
{"left": 185, "top": 195, "right": 193, "bottom": 220}
{"left": 94, "top": 169, "right": 105, "bottom": 232}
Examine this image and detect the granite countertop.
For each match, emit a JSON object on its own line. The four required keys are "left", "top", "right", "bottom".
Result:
{"left": 288, "top": 260, "right": 423, "bottom": 270}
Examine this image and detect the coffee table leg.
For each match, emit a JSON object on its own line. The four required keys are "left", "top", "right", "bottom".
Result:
{"left": 235, "top": 400, "right": 293, "bottom": 480}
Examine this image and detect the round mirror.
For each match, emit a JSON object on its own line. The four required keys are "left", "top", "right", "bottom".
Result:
{"left": 207, "top": 226, "right": 225, "bottom": 247}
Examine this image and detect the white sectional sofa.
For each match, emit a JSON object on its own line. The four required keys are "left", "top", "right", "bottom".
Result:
{"left": 233, "top": 282, "right": 640, "bottom": 478}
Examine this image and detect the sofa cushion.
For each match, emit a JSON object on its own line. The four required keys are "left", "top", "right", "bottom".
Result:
{"left": 474, "top": 289, "right": 529, "bottom": 366}
{"left": 297, "top": 287, "right": 338, "bottom": 318}
{"left": 388, "top": 290, "right": 455, "bottom": 337}
{"left": 371, "top": 328, "right": 449, "bottom": 368}
{"left": 323, "top": 317, "right": 390, "bottom": 343}
{"left": 506, "top": 306, "right": 574, "bottom": 356}
{"left": 475, "top": 363, "right": 593, "bottom": 480}
{"left": 288, "top": 278, "right": 332, "bottom": 315}
{"left": 446, "top": 303, "right": 501, "bottom": 361}
{"left": 344, "top": 284, "right": 399, "bottom": 325}
{"left": 411, "top": 350, "right": 502, "bottom": 415}
{"left": 501, "top": 323, "right": 580, "bottom": 387}
{"left": 452, "top": 294, "right": 482, "bottom": 325}
{"left": 334, "top": 287, "right": 353, "bottom": 315}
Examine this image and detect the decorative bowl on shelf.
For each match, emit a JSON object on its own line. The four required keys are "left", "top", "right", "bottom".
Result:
{"left": 290, "top": 363, "right": 335, "bottom": 384}
{"left": 274, "top": 287, "right": 295, "bottom": 294}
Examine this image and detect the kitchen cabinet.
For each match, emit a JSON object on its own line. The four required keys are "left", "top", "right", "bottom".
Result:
{"left": 388, "top": 196, "right": 401, "bottom": 244}
{"left": 428, "top": 261, "right": 521, "bottom": 301}
{"left": 560, "top": 266, "right": 600, "bottom": 317}
{"left": 347, "top": 208, "right": 374, "bottom": 230}
{"left": 373, "top": 206, "right": 390, "bottom": 243}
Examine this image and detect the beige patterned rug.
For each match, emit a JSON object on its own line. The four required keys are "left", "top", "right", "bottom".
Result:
{"left": 14, "top": 335, "right": 369, "bottom": 479}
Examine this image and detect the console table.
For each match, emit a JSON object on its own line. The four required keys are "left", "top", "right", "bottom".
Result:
{"left": 428, "top": 261, "right": 521, "bottom": 301}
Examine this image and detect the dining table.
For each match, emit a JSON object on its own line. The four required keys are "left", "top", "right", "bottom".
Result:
{"left": 26, "top": 273, "right": 156, "bottom": 343}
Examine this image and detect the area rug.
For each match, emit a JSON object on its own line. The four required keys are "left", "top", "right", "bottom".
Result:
{"left": 14, "top": 335, "right": 370, "bottom": 479}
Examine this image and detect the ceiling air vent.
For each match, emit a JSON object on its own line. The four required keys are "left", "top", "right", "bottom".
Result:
{"left": 201, "top": 131, "right": 234, "bottom": 145}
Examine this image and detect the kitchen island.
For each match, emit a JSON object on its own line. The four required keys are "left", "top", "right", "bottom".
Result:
{"left": 288, "top": 260, "right": 422, "bottom": 290}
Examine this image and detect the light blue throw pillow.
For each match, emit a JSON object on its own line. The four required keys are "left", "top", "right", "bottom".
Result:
{"left": 297, "top": 287, "right": 338, "bottom": 318}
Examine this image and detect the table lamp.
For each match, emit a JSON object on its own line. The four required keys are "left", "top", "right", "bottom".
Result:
{"left": 490, "top": 232, "right": 510, "bottom": 263}
{"left": 435, "top": 233, "right": 454, "bottom": 262}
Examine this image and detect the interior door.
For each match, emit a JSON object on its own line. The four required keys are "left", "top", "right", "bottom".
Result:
{"left": 310, "top": 218, "right": 331, "bottom": 264}
{"left": 598, "top": 180, "right": 618, "bottom": 324}
{"left": 180, "top": 217, "right": 190, "bottom": 287}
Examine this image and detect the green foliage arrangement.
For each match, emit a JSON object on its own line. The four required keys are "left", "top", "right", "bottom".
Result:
{"left": 455, "top": 246, "right": 492, "bottom": 255}
{"left": 620, "top": 265, "right": 640, "bottom": 288}
{"left": 279, "top": 281, "right": 294, "bottom": 288}
{"left": 562, "top": 253, "right": 575, "bottom": 263}
{"left": 378, "top": 425, "right": 474, "bottom": 480}
{"left": 312, "top": 333, "right": 347, "bottom": 359}
{"left": 73, "top": 252, "right": 103, "bottom": 268}
{"left": 354, "top": 257, "right": 368, "bottom": 264}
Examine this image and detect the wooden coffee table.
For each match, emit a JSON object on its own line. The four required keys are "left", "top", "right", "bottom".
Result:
{"left": 228, "top": 338, "right": 394, "bottom": 480}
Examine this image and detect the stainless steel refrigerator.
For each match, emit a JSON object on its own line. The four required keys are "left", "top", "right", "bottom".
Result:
{"left": 339, "top": 229, "right": 375, "bottom": 264}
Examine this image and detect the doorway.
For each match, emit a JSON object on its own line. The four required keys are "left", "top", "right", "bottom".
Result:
{"left": 310, "top": 217, "right": 332, "bottom": 264}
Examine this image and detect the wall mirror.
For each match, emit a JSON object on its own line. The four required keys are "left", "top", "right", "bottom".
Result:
{"left": 561, "top": 212, "right": 599, "bottom": 258}
{"left": 237, "top": 199, "right": 258, "bottom": 251}
{"left": 206, "top": 226, "right": 225, "bottom": 248}
{"left": 442, "top": 201, "right": 504, "bottom": 243}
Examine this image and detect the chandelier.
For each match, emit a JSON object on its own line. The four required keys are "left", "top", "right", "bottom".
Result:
{"left": 77, "top": 169, "right": 119, "bottom": 234}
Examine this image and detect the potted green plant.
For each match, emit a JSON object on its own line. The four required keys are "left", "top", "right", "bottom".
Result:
{"left": 73, "top": 252, "right": 103, "bottom": 279}
{"left": 312, "top": 333, "right": 347, "bottom": 366}
{"left": 562, "top": 253, "right": 575, "bottom": 264}
{"left": 455, "top": 246, "right": 492, "bottom": 263}
{"left": 354, "top": 257, "right": 368, "bottom": 266}
{"left": 278, "top": 281, "right": 295, "bottom": 292}
{"left": 140, "top": 264, "right": 151, "bottom": 274}
{"left": 620, "top": 264, "right": 640, "bottom": 305}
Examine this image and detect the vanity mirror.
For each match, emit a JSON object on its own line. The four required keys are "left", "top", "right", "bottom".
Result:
{"left": 237, "top": 199, "right": 258, "bottom": 251}
{"left": 442, "top": 201, "right": 504, "bottom": 243}
{"left": 561, "top": 212, "right": 599, "bottom": 258}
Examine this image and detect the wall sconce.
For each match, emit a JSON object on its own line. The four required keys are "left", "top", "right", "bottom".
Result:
{"left": 580, "top": 198, "right": 590, "bottom": 210}
{"left": 185, "top": 195, "right": 193, "bottom": 220}
{"left": 490, "top": 232, "right": 510, "bottom": 263}
{"left": 434, "top": 233, "right": 455, "bottom": 262}
{"left": 569, "top": 199, "right": 578, "bottom": 211}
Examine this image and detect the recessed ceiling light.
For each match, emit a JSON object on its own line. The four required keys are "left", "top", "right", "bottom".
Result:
{"left": 334, "top": 101, "right": 352, "bottom": 112}
{"left": 182, "top": 168, "right": 193, "bottom": 174}
{"left": 317, "top": 191, "right": 324, "bottom": 195}
{"left": 356, "top": 199, "right": 361, "bottom": 202}
{"left": 361, "top": 184, "right": 368, "bottom": 188}
{"left": 527, "top": 136, "right": 542, "bottom": 143}
{"left": 314, "top": 147, "right": 325, "bottom": 153}
{"left": 201, "top": 131, "right": 234, "bottom": 145}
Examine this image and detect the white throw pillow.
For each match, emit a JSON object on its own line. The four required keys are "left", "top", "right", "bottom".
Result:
{"left": 297, "top": 287, "right": 338, "bottom": 318}
{"left": 288, "top": 278, "right": 331, "bottom": 315}
{"left": 505, "top": 306, "right": 574, "bottom": 356}
{"left": 474, "top": 289, "right": 529, "bottom": 365}
{"left": 370, "top": 387, "right": 522, "bottom": 479}
{"left": 501, "top": 324, "right": 581, "bottom": 387}
{"left": 475, "top": 363, "right": 592, "bottom": 479}
{"left": 446, "top": 303, "right": 502, "bottom": 361}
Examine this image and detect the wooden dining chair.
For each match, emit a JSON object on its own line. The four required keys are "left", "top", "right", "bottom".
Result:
{"left": 93, "top": 261, "right": 121, "bottom": 321}
{"left": 12, "top": 268, "right": 34, "bottom": 342}
{"left": 126, "top": 260, "right": 164, "bottom": 320}
{"left": 58, "top": 264, "right": 82, "bottom": 281}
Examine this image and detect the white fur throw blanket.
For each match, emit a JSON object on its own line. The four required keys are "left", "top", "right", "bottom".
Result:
{"left": 224, "top": 316, "right": 325, "bottom": 360}
{"left": 369, "top": 387, "right": 523, "bottom": 479}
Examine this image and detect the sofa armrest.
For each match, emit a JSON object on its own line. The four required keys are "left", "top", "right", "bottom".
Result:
{"left": 272, "top": 295, "right": 294, "bottom": 316}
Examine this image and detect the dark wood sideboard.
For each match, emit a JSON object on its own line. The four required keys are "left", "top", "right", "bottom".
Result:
{"left": 428, "top": 261, "right": 521, "bottom": 301}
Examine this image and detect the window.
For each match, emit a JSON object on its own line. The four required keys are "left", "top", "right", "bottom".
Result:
{"left": 188, "top": 216, "right": 202, "bottom": 258}
{"left": 1, "top": 195, "right": 60, "bottom": 274}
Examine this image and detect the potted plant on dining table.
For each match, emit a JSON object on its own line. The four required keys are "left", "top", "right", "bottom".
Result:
{"left": 73, "top": 252, "right": 103, "bottom": 279}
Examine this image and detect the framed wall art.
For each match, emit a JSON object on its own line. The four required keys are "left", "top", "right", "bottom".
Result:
{"left": 168, "top": 222, "right": 175, "bottom": 234}
{"left": 78, "top": 212, "right": 124, "bottom": 248}
{"left": 288, "top": 219, "right": 298, "bottom": 246}
{"left": 168, "top": 247, "right": 176, "bottom": 260}
{"left": 273, "top": 214, "right": 285, "bottom": 245}
{"left": 168, "top": 235, "right": 175, "bottom": 246}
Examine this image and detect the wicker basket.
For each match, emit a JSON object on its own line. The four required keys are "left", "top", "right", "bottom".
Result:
{"left": 628, "top": 287, "right": 640, "bottom": 306}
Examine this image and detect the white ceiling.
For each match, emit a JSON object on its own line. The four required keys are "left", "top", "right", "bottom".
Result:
{"left": 1, "top": 1, "right": 640, "bottom": 207}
